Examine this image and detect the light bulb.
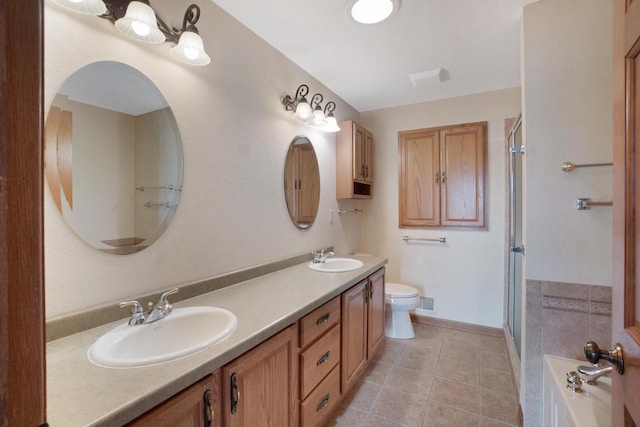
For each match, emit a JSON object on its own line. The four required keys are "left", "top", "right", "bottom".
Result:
{"left": 170, "top": 31, "right": 211, "bottom": 66}
{"left": 131, "top": 21, "right": 151, "bottom": 36}
{"left": 295, "top": 100, "right": 312, "bottom": 120}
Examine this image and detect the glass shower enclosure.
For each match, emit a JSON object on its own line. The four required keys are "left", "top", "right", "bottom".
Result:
{"left": 507, "top": 115, "right": 524, "bottom": 357}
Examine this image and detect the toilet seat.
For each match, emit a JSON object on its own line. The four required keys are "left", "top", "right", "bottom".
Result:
{"left": 385, "top": 282, "right": 419, "bottom": 298}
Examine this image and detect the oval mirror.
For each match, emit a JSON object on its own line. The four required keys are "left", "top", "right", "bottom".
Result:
{"left": 284, "top": 136, "right": 320, "bottom": 229}
{"left": 45, "top": 61, "right": 184, "bottom": 254}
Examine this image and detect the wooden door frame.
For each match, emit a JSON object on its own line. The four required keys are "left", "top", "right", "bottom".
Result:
{"left": 0, "top": 0, "right": 46, "bottom": 426}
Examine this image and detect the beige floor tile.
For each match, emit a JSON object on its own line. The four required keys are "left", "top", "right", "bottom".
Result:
{"left": 436, "top": 356, "right": 479, "bottom": 387}
{"left": 341, "top": 380, "right": 382, "bottom": 412}
{"left": 363, "top": 414, "right": 406, "bottom": 426}
{"left": 479, "top": 352, "right": 509, "bottom": 371}
{"left": 480, "top": 389, "right": 519, "bottom": 425}
{"left": 397, "top": 346, "right": 439, "bottom": 373}
{"left": 385, "top": 365, "right": 434, "bottom": 396}
{"left": 374, "top": 339, "right": 407, "bottom": 364}
{"left": 478, "top": 335, "right": 507, "bottom": 354}
{"left": 444, "top": 329, "right": 481, "bottom": 346}
{"left": 441, "top": 340, "right": 479, "bottom": 362}
{"left": 370, "top": 387, "right": 429, "bottom": 427}
{"left": 421, "top": 401, "right": 481, "bottom": 427}
{"left": 481, "top": 416, "right": 517, "bottom": 426}
{"left": 479, "top": 366, "right": 515, "bottom": 394}
{"left": 428, "top": 377, "right": 481, "bottom": 413}
{"left": 363, "top": 358, "right": 393, "bottom": 385}
{"left": 323, "top": 405, "right": 367, "bottom": 427}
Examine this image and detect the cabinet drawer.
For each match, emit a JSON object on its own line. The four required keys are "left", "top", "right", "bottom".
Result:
{"left": 300, "top": 324, "right": 340, "bottom": 398}
{"left": 300, "top": 364, "right": 341, "bottom": 427}
{"left": 299, "top": 296, "right": 340, "bottom": 348}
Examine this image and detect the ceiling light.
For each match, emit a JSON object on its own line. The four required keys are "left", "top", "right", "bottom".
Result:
{"left": 347, "top": 0, "right": 400, "bottom": 25}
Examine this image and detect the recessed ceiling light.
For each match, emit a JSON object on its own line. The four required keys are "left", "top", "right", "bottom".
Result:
{"left": 346, "top": 0, "right": 400, "bottom": 25}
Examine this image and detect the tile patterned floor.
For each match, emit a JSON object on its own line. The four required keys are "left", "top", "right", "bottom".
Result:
{"left": 324, "top": 322, "right": 519, "bottom": 427}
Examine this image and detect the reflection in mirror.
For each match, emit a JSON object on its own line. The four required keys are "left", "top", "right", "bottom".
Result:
{"left": 284, "top": 136, "right": 320, "bottom": 229}
{"left": 45, "top": 61, "right": 184, "bottom": 254}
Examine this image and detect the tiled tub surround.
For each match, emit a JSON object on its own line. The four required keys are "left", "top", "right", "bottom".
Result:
{"left": 523, "top": 280, "right": 612, "bottom": 426}
{"left": 46, "top": 255, "right": 387, "bottom": 426}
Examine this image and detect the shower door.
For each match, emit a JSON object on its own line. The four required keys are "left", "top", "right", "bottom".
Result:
{"left": 507, "top": 116, "right": 524, "bottom": 357}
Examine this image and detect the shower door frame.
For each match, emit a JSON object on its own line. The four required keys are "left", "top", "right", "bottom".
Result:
{"left": 507, "top": 115, "right": 524, "bottom": 358}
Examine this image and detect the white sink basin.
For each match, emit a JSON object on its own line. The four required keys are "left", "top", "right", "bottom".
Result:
{"left": 308, "top": 258, "right": 364, "bottom": 273}
{"left": 88, "top": 306, "right": 237, "bottom": 368}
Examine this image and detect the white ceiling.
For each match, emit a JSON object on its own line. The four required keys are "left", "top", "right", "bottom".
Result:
{"left": 211, "top": 0, "right": 538, "bottom": 112}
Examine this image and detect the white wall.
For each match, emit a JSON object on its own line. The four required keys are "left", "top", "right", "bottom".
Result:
{"left": 522, "top": 0, "right": 613, "bottom": 286}
{"left": 359, "top": 88, "right": 521, "bottom": 328}
{"left": 44, "top": 0, "right": 361, "bottom": 318}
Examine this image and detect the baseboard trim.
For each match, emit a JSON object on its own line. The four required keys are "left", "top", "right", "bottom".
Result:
{"left": 503, "top": 324, "right": 521, "bottom": 394}
{"left": 410, "top": 313, "right": 503, "bottom": 337}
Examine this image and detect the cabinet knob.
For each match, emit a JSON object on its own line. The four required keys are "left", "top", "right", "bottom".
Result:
{"left": 435, "top": 172, "right": 439, "bottom": 183}
{"left": 442, "top": 171, "right": 446, "bottom": 184}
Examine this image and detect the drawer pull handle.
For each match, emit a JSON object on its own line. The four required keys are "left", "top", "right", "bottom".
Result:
{"left": 230, "top": 373, "right": 239, "bottom": 414}
{"left": 316, "top": 313, "right": 330, "bottom": 326}
{"left": 317, "top": 394, "right": 331, "bottom": 412}
{"left": 316, "top": 351, "right": 331, "bottom": 366}
{"left": 203, "top": 389, "right": 213, "bottom": 427}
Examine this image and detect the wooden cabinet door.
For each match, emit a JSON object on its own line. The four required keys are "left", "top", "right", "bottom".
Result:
{"left": 612, "top": 0, "right": 640, "bottom": 424}
{"left": 223, "top": 325, "right": 298, "bottom": 427}
{"left": 364, "top": 130, "right": 374, "bottom": 183}
{"left": 352, "top": 123, "right": 366, "bottom": 182}
{"left": 128, "top": 372, "right": 221, "bottom": 427}
{"left": 367, "top": 268, "right": 385, "bottom": 358}
{"left": 341, "top": 280, "right": 368, "bottom": 393}
{"left": 398, "top": 129, "right": 441, "bottom": 226}
{"left": 440, "top": 123, "right": 486, "bottom": 227}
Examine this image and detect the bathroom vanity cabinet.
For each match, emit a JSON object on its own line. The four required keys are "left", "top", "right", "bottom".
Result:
{"left": 222, "top": 325, "right": 299, "bottom": 427}
{"left": 128, "top": 371, "right": 222, "bottom": 427}
{"left": 102, "top": 265, "right": 386, "bottom": 427}
{"left": 341, "top": 267, "right": 385, "bottom": 393}
{"left": 336, "top": 120, "right": 374, "bottom": 199}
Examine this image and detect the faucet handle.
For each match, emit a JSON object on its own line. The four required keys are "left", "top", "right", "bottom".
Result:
{"left": 584, "top": 341, "right": 625, "bottom": 374}
{"left": 158, "top": 288, "right": 179, "bottom": 314}
{"left": 159, "top": 287, "right": 179, "bottom": 303}
{"left": 119, "top": 300, "right": 145, "bottom": 325}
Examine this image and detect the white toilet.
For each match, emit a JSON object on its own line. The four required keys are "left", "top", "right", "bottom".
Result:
{"left": 384, "top": 282, "right": 421, "bottom": 339}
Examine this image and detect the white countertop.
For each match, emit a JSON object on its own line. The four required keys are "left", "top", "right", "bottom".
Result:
{"left": 46, "top": 255, "right": 387, "bottom": 426}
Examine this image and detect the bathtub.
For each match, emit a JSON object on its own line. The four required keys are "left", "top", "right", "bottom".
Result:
{"left": 543, "top": 354, "right": 611, "bottom": 427}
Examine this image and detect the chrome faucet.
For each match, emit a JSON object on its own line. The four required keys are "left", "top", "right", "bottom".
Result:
{"left": 312, "top": 249, "right": 335, "bottom": 263}
{"left": 119, "top": 288, "right": 179, "bottom": 326}
{"left": 577, "top": 364, "right": 613, "bottom": 384}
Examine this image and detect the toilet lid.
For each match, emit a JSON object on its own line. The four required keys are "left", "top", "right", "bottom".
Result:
{"left": 385, "top": 282, "right": 419, "bottom": 298}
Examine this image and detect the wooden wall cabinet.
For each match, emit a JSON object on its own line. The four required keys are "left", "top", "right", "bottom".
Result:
{"left": 341, "top": 267, "right": 385, "bottom": 394}
{"left": 222, "top": 324, "right": 298, "bottom": 427}
{"left": 128, "top": 371, "right": 222, "bottom": 427}
{"left": 399, "top": 122, "right": 487, "bottom": 228}
{"left": 336, "top": 120, "right": 374, "bottom": 199}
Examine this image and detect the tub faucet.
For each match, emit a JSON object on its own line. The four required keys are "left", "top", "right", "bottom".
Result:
{"left": 312, "top": 249, "right": 335, "bottom": 263}
{"left": 577, "top": 364, "right": 613, "bottom": 384}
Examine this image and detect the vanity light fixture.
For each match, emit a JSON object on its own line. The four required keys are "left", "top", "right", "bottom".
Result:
{"left": 346, "top": 0, "right": 400, "bottom": 25}
{"left": 50, "top": 0, "right": 211, "bottom": 66}
{"left": 281, "top": 85, "right": 341, "bottom": 132}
